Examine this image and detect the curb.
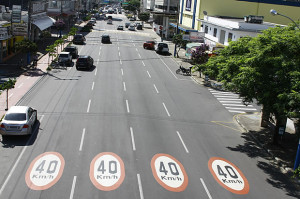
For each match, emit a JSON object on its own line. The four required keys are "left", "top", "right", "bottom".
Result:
{"left": 234, "top": 113, "right": 295, "bottom": 174}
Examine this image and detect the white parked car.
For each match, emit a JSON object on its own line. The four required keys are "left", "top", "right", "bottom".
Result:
{"left": 58, "top": 52, "right": 72, "bottom": 66}
{"left": 128, "top": 25, "right": 135, "bottom": 31}
{"left": 0, "top": 106, "right": 37, "bottom": 136}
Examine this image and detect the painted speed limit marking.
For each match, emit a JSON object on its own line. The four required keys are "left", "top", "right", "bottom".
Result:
{"left": 208, "top": 157, "right": 249, "bottom": 194}
{"left": 151, "top": 153, "right": 188, "bottom": 192}
{"left": 90, "top": 152, "right": 125, "bottom": 191}
{"left": 25, "top": 152, "right": 65, "bottom": 190}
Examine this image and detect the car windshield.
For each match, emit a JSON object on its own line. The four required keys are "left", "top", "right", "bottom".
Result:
{"left": 78, "top": 58, "right": 88, "bottom": 62}
{"left": 159, "top": 43, "right": 168, "bottom": 48}
{"left": 59, "top": 54, "right": 69, "bottom": 58}
{"left": 4, "top": 113, "right": 26, "bottom": 121}
{"left": 74, "top": 35, "right": 82, "bottom": 39}
{"left": 64, "top": 48, "right": 73, "bottom": 52}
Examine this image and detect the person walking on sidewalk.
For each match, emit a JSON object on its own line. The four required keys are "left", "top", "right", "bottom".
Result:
{"left": 33, "top": 54, "right": 38, "bottom": 68}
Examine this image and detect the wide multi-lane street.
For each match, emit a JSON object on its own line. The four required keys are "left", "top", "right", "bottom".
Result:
{"left": 0, "top": 13, "right": 298, "bottom": 199}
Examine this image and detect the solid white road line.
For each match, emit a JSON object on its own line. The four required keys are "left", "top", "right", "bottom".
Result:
{"left": 95, "top": 68, "right": 97, "bottom": 76}
{"left": 123, "top": 82, "right": 126, "bottom": 91}
{"left": 153, "top": 84, "right": 159, "bottom": 93}
{"left": 217, "top": 98, "right": 242, "bottom": 101}
{"left": 137, "top": 174, "right": 144, "bottom": 199}
{"left": 160, "top": 59, "right": 178, "bottom": 79}
{"left": 219, "top": 100, "right": 242, "bottom": 103}
{"left": 200, "top": 178, "right": 213, "bottom": 199}
{"left": 130, "top": 127, "right": 136, "bottom": 151}
{"left": 69, "top": 176, "right": 77, "bottom": 199}
{"left": 162, "top": 102, "right": 170, "bottom": 117}
{"left": 92, "top": 82, "right": 95, "bottom": 90}
{"left": 225, "top": 107, "right": 257, "bottom": 111}
{"left": 0, "top": 114, "right": 45, "bottom": 196}
{"left": 126, "top": 100, "right": 130, "bottom": 113}
{"left": 121, "top": 68, "right": 124, "bottom": 76}
{"left": 87, "top": 99, "right": 91, "bottom": 113}
{"left": 17, "top": 83, "right": 24, "bottom": 88}
{"left": 214, "top": 95, "right": 239, "bottom": 98}
{"left": 176, "top": 131, "right": 189, "bottom": 153}
{"left": 222, "top": 104, "right": 253, "bottom": 107}
{"left": 142, "top": 61, "right": 145, "bottom": 66}
{"left": 147, "top": 71, "right": 151, "bottom": 78}
{"left": 229, "top": 110, "right": 246, "bottom": 113}
{"left": 79, "top": 128, "right": 86, "bottom": 151}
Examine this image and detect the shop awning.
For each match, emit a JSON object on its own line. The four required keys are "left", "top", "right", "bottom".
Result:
{"left": 32, "top": 17, "right": 56, "bottom": 31}
{"left": 169, "top": 23, "right": 198, "bottom": 32}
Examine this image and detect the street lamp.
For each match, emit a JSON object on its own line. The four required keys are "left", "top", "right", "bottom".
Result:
{"left": 270, "top": 9, "right": 300, "bottom": 29}
{"left": 270, "top": 9, "right": 300, "bottom": 170}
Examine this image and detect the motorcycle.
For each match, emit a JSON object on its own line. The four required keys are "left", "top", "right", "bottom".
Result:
{"left": 176, "top": 65, "right": 191, "bottom": 76}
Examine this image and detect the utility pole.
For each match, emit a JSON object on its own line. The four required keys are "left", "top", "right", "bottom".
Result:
{"left": 174, "top": 4, "right": 179, "bottom": 57}
{"left": 27, "top": 0, "right": 32, "bottom": 40}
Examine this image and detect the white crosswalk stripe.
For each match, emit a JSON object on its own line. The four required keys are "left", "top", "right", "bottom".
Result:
{"left": 208, "top": 88, "right": 257, "bottom": 113}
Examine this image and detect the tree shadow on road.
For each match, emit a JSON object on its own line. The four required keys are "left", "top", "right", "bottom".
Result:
{"left": 226, "top": 132, "right": 300, "bottom": 197}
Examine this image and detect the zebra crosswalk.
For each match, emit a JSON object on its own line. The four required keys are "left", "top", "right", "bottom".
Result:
{"left": 208, "top": 88, "right": 258, "bottom": 113}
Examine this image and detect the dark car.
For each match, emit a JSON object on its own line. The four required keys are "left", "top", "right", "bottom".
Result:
{"left": 117, "top": 25, "right": 124, "bottom": 30}
{"left": 101, "top": 34, "right": 111, "bottom": 43}
{"left": 63, "top": 46, "right": 78, "bottom": 58}
{"left": 125, "top": 22, "right": 130, "bottom": 28}
{"left": 73, "top": 34, "right": 85, "bottom": 45}
{"left": 76, "top": 55, "right": 94, "bottom": 70}
{"left": 136, "top": 24, "right": 143, "bottom": 30}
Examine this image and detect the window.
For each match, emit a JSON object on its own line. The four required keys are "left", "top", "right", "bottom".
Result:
{"left": 213, "top": 28, "right": 217, "bottom": 37}
{"left": 228, "top": 33, "right": 233, "bottom": 42}
{"left": 204, "top": 25, "right": 208, "bottom": 33}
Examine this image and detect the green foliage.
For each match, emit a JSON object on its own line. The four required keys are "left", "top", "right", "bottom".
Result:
{"left": 83, "top": 15, "right": 91, "bottom": 21}
{"left": 68, "top": 27, "right": 78, "bottom": 37}
{"left": 138, "top": 12, "right": 150, "bottom": 22}
{"left": 80, "top": 26, "right": 92, "bottom": 32}
{"left": 200, "top": 24, "right": 300, "bottom": 121}
{"left": 0, "top": 78, "right": 16, "bottom": 91}
{"left": 125, "top": 0, "right": 140, "bottom": 13}
{"left": 293, "top": 166, "right": 300, "bottom": 179}
{"left": 15, "top": 39, "right": 38, "bottom": 54}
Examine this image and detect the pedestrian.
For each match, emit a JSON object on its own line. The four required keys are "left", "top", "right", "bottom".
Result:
{"left": 33, "top": 54, "right": 38, "bottom": 68}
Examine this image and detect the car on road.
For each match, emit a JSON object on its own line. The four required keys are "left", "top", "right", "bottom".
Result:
{"left": 58, "top": 52, "right": 72, "bottom": 66}
{"left": 129, "top": 17, "right": 135, "bottom": 21}
{"left": 117, "top": 25, "right": 124, "bottom": 30}
{"left": 76, "top": 55, "right": 94, "bottom": 70}
{"left": 73, "top": 34, "right": 85, "bottom": 44}
{"left": 107, "top": 19, "right": 113, "bottom": 24}
{"left": 101, "top": 34, "right": 111, "bottom": 43}
{"left": 155, "top": 42, "right": 169, "bottom": 54}
{"left": 143, "top": 41, "right": 156, "bottom": 50}
{"left": 125, "top": 22, "right": 130, "bottom": 28}
{"left": 0, "top": 106, "right": 37, "bottom": 136}
{"left": 137, "top": 24, "right": 143, "bottom": 30}
{"left": 128, "top": 25, "right": 135, "bottom": 31}
{"left": 63, "top": 46, "right": 78, "bottom": 58}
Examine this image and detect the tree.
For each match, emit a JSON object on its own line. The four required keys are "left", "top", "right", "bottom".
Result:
{"left": 0, "top": 79, "right": 16, "bottom": 110}
{"left": 15, "top": 39, "right": 38, "bottom": 65}
{"left": 124, "top": 0, "right": 140, "bottom": 14}
{"left": 191, "top": 44, "right": 209, "bottom": 65}
{"left": 138, "top": 12, "right": 150, "bottom": 22}
{"left": 199, "top": 24, "right": 300, "bottom": 144}
{"left": 172, "top": 33, "right": 188, "bottom": 57}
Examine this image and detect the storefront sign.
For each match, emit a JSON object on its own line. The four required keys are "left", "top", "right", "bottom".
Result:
{"left": 0, "top": 27, "right": 9, "bottom": 40}
{"left": 189, "top": 32, "right": 205, "bottom": 42}
{"left": 12, "top": 5, "right": 22, "bottom": 23}
{"left": 13, "top": 24, "right": 27, "bottom": 36}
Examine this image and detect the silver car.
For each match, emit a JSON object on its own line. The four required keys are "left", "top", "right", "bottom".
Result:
{"left": 0, "top": 106, "right": 37, "bottom": 136}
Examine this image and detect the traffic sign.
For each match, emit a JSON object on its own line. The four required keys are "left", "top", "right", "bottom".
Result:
{"left": 151, "top": 153, "right": 188, "bottom": 192}
{"left": 208, "top": 157, "right": 249, "bottom": 194}
{"left": 90, "top": 152, "right": 125, "bottom": 191}
{"left": 25, "top": 152, "right": 65, "bottom": 190}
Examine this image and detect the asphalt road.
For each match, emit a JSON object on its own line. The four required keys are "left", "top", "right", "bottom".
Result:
{"left": 0, "top": 13, "right": 298, "bottom": 199}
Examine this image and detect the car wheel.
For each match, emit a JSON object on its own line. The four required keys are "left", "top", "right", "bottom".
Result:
{"left": 76, "top": 67, "right": 79, "bottom": 70}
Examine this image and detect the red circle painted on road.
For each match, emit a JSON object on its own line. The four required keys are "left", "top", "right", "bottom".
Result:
{"left": 25, "top": 152, "right": 65, "bottom": 190}
{"left": 90, "top": 152, "right": 125, "bottom": 191}
{"left": 151, "top": 153, "right": 188, "bottom": 192}
{"left": 208, "top": 157, "right": 249, "bottom": 195}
